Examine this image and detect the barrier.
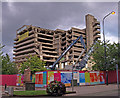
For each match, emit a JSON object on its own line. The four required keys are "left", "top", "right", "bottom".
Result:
{"left": 1, "top": 70, "right": 119, "bottom": 87}
{"left": 16, "top": 74, "right": 24, "bottom": 86}
{"left": 35, "top": 70, "right": 105, "bottom": 87}
{"left": 0, "top": 75, "right": 17, "bottom": 86}
{"left": 104, "top": 70, "right": 120, "bottom": 84}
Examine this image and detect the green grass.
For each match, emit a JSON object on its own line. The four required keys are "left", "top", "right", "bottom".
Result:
{"left": 14, "top": 90, "right": 47, "bottom": 95}
{"left": 14, "top": 90, "right": 72, "bottom": 96}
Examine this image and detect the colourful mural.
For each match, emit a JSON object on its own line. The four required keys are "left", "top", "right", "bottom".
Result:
{"left": 54, "top": 73, "right": 61, "bottom": 82}
{"left": 79, "top": 72, "right": 85, "bottom": 85}
{"left": 43, "top": 71, "right": 47, "bottom": 84}
{"left": 85, "top": 72, "right": 90, "bottom": 85}
{"left": 61, "top": 72, "right": 72, "bottom": 86}
{"left": 16, "top": 74, "right": 24, "bottom": 86}
{"left": 32, "top": 74, "right": 35, "bottom": 83}
{"left": 2, "top": 70, "right": 118, "bottom": 87}
{"left": 34, "top": 70, "right": 105, "bottom": 87}
{"left": 35, "top": 72, "right": 46, "bottom": 87}
{"left": 90, "top": 71, "right": 100, "bottom": 85}
{"left": 73, "top": 72, "right": 79, "bottom": 85}
{"left": 99, "top": 71, "right": 105, "bottom": 84}
{"left": 47, "top": 71, "right": 54, "bottom": 84}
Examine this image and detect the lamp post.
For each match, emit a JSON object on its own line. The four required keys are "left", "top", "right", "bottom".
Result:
{"left": 102, "top": 11, "right": 115, "bottom": 85}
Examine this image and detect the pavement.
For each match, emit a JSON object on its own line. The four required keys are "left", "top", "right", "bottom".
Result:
{"left": 64, "top": 84, "right": 120, "bottom": 96}
{"left": 1, "top": 84, "right": 120, "bottom": 97}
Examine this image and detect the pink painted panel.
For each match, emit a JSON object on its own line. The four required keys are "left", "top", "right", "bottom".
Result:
{"left": 54, "top": 73, "right": 61, "bottom": 82}
{"left": 1, "top": 75, "right": 17, "bottom": 86}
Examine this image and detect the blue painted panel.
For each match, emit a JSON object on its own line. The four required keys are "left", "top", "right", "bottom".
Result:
{"left": 79, "top": 73, "right": 85, "bottom": 83}
{"left": 35, "top": 84, "right": 46, "bottom": 87}
{"left": 61, "top": 73, "right": 72, "bottom": 84}
{"left": 43, "top": 71, "right": 47, "bottom": 84}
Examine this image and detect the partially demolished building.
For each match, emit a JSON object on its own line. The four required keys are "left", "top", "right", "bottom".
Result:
{"left": 13, "top": 14, "right": 100, "bottom": 69}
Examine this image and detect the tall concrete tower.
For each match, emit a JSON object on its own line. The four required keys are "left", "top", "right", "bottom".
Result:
{"left": 85, "top": 14, "right": 100, "bottom": 70}
{"left": 86, "top": 14, "right": 100, "bottom": 51}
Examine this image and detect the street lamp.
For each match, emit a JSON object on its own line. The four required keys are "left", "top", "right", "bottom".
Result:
{"left": 102, "top": 11, "right": 115, "bottom": 85}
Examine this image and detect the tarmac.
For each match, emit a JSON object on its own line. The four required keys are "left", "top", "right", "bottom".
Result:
{"left": 1, "top": 83, "right": 120, "bottom": 97}
{"left": 64, "top": 84, "right": 120, "bottom": 96}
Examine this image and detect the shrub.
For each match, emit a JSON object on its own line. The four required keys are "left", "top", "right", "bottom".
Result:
{"left": 46, "top": 80, "right": 66, "bottom": 96}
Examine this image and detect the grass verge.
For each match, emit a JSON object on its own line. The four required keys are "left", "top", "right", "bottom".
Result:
{"left": 14, "top": 90, "right": 73, "bottom": 96}
{"left": 14, "top": 90, "right": 47, "bottom": 95}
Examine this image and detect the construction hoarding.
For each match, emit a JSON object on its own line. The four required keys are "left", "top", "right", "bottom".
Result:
{"left": 35, "top": 70, "right": 105, "bottom": 87}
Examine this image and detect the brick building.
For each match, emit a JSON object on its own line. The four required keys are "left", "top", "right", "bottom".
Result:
{"left": 13, "top": 14, "right": 100, "bottom": 69}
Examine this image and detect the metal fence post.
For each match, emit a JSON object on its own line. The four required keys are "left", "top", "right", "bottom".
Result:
{"left": 116, "top": 64, "right": 119, "bottom": 89}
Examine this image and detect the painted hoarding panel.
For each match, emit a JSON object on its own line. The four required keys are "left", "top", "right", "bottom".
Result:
{"left": 21, "top": 75, "right": 24, "bottom": 86}
{"left": 39, "top": 74, "right": 43, "bottom": 84}
{"left": 35, "top": 74, "right": 39, "bottom": 84}
{"left": 85, "top": 72, "right": 90, "bottom": 85}
{"left": 99, "top": 71, "right": 105, "bottom": 84}
{"left": 34, "top": 70, "right": 105, "bottom": 87}
{"left": 43, "top": 71, "right": 47, "bottom": 84}
{"left": 35, "top": 72, "right": 46, "bottom": 87}
{"left": 79, "top": 73, "right": 85, "bottom": 85}
{"left": 73, "top": 72, "right": 79, "bottom": 85}
{"left": 16, "top": 75, "right": 19, "bottom": 86}
{"left": 47, "top": 71, "right": 54, "bottom": 84}
{"left": 61, "top": 72, "right": 72, "bottom": 86}
{"left": 16, "top": 74, "right": 24, "bottom": 86}
{"left": 73, "top": 72, "right": 78, "bottom": 79}
{"left": 54, "top": 73, "right": 61, "bottom": 82}
{"left": 1, "top": 75, "right": 17, "bottom": 86}
{"left": 32, "top": 74, "right": 35, "bottom": 83}
{"left": 90, "top": 71, "right": 100, "bottom": 85}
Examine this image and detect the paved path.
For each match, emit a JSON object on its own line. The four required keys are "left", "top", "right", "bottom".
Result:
{"left": 1, "top": 84, "right": 120, "bottom": 97}
{"left": 64, "top": 84, "right": 120, "bottom": 96}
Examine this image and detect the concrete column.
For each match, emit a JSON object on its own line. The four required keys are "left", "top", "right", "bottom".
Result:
{"left": 24, "top": 68, "right": 31, "bottom": 83}
{"left": 39, "top": 43, "right": 43, "bottom": 59}
{"left": 86, "top": 14, "right": 94, "bottom": 51}
{"left": 59, "top": 62, "right": 62, "bottom": 69}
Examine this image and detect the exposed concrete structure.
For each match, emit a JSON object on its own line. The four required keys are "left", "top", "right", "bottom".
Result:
{"left": 13, "top": 14, "right": 100, "bottom": 69}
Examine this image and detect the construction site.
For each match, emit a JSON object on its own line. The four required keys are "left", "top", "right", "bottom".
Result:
{"left": 13, "top": 14, "right": 100, "bottom": 69}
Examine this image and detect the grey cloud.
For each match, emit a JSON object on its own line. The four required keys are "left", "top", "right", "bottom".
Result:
{"left": 2, "top": 2, "right": 118, "bottom": 60}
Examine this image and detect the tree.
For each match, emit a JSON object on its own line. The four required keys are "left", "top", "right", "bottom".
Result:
{"left": 2, "top": 53, "right": 18, "bottom": 74}
{"left": 90, "top": 40, "right": 119, "bottom": 71}
{"left": 0, "top": 44, "right": 4, "bottom": 74}
{"left": 0, "top": 44, "right": 18, "bottom": 74}
{"left": 0, "top": 44, "right": 5, "bottom": 56}
{"left": 19, "top": 55, "right": 47, "bottom": 74}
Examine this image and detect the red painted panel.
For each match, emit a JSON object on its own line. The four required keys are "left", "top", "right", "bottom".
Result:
{"left": 39, "top": 74, "right": 43, "bottom": 84}
{"left": 99, "top": 71, "right": 105, "bottom": 83}
{"left": 0, "top": 75, "right": 17, "bottom": 86}
{"left": 94, "top": 73, "right": 98, "bottom": 82}
{"left": 90, "top": 73, "right": 94, "bottom": 82}
{"left": 104, "top": 70, "right": 120, "bottom": 84}
{"left": 54, "top": 73, "right": 61, "bottom": 82}
{"left": 35, "top": 74, "right": 39, "bottom": 84}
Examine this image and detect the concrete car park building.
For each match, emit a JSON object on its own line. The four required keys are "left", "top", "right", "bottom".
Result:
{"left": 13, "top": 14, "right": 100, "bottom": 69}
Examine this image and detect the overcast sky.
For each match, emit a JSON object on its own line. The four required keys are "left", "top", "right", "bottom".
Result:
{"left": 2, "top": 2, "right": 118, "bottom": 61}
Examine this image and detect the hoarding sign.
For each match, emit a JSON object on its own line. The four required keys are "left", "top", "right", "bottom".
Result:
{"left": 43, "top": 71, "right": 47, "bottom": 84}
{"left": 18, "top": 31, "right": 29, "bottom": 41}
{"left": 90, "top": 71, "right": 100, "bottom": 85}
{"left": 85, "top": 72, "right": 90, "bottom": 85}
{"left": 79, "top": 73, "right": 85, "bottom": 85}
{"left": 99, "top": 71, "right": 105, "bottom": 84}
{"left": 54, "top": 73, "right": 61, "bottom": 82}
{"left": 61, "top": 72, "right": 72, "bottom": 86}
{"left": 47, "top": 71, "right": 54, "bottom": 84}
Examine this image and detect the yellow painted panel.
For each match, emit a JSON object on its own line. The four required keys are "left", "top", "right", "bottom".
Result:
{"left": 65, "top": 83, "right": 71, "bottom": 87}
{"left": 18, "top": 31, "right": 29, "bottom": 41}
